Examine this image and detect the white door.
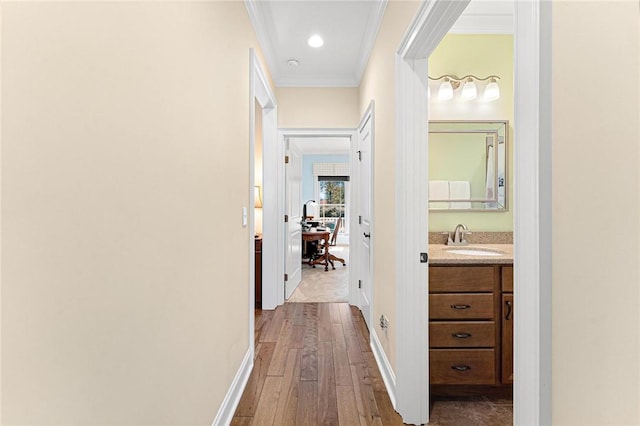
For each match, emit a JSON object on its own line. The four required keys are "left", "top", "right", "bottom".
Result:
{"left": 357, "top": 104, "right": 374, "bottom": 329}
{"left": 285, "top": 141, "right": 303, "bottom": 298}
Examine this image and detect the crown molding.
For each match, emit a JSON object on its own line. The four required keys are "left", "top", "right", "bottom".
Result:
{"left": 353, "top": 0, "right": 388, "bottom": 84}
{"left": 245, "top": 0, "right": 283, "bottom": 83}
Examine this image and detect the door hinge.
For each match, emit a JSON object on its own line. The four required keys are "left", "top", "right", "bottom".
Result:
{"left": 358, "top": 279, "right": 362, "bottom": 289}
{"left": 285, "top": 155, "right": 289, "bottom": 164}
{"left": 356, "top": 150, "right": 362, "bottom": 161}
{"left": 284, "top": 273, "right": 289, "bottom": 282}
{"left": 358, "top": 215, "right": 362, "bottom": 225}
{"left": 284, "top": 215, "right": 289, "bottom": 222}
{"left": 420, "top": 252, "right": 429, "bottom": 263}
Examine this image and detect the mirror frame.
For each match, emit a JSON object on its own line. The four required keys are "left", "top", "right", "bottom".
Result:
{"left": 428, "top": 120, "right": 509, "bottom": 212}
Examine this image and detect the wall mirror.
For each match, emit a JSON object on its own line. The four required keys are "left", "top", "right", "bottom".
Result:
{"left": 429, "top": 120, "right": 508, "bottom": 211}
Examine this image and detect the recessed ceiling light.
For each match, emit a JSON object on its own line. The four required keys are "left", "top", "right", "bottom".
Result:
{"left": 287, "top": 59, "right": 300, "bottom": 67}
{"left": 307, "top": 34, "right": 324, "bottom": 48}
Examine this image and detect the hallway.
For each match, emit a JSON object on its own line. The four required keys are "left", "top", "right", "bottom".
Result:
{"left": 231, "top": 303, "right": 403, "bottom": 425}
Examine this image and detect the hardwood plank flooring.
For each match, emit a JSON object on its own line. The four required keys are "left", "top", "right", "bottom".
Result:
{"left": 235, "top": 303, "right": 513, "bottom": 425}
{"left": 232, "top": 302, "right": 403, "bottom": 425}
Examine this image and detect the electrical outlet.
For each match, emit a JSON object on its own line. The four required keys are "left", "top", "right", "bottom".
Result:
{"left": 379, "top": 315, "right": 389, "bottom": 329}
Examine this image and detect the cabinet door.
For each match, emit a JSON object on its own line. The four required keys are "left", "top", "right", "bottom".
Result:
{"left": 501, "top": 293, "right": 513, "bottom": 384}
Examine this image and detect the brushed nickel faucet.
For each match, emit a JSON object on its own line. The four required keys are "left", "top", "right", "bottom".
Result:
{"left": 444, "top": 223, "right": 471, "bottom": 246}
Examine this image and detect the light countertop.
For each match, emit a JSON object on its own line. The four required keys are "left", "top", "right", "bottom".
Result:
{"left": 428, "top": 244, "right": 514, "bottom": 265}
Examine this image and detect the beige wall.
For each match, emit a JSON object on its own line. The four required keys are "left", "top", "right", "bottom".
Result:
{"left": 276, "top": 87, "right": 359, "bottom": 128}
{"left": 428, "top": 34, "right": 514, "bottom": 232}
{"left": 552, "top": 2, "right": 639, "bottom": 424}
{"left": 358, "top": 0, "right": 421, "bottom": 369}
{"left": 1, "top": 2, "right": 268, "bottom": 424}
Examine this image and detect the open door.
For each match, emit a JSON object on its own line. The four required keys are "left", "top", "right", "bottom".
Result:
{"left": 284, "top": 140, "right": 303, "bottom": 299}
{"left": 356, "top": 103, "right": 374, "bottom": 329}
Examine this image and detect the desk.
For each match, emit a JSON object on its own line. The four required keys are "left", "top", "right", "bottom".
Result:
{"left": 302, "top": 231, "right": 346, "bottom": 271}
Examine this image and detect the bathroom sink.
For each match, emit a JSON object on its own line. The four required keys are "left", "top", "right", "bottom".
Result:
{"left": 445, "top": 248, "right": 503, "bottom": 256}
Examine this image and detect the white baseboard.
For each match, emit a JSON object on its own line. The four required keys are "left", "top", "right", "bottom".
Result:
{"left": 370, "top": 328, "right": 397, "bottom": 409}
{"left": 211, "top": 349, "right": 253, "bottom": 426}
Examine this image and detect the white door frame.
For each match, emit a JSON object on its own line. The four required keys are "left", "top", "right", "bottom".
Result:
{"left": 274, "top": 129, "right": 359, "bottom": 307}
{"left": 249, "top": 50, "right": 279, "bottom": 343}
{"left": 395, "top": 1, "right": 552, "bottom": 425}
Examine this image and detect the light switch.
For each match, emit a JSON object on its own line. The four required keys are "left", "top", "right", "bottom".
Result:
{"left": 242, "top": 207, "right": 248, "bottom": 227}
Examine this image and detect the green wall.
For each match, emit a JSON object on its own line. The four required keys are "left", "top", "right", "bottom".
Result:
{"left": 428, "top": 34, "right": 514, "bottom": 232}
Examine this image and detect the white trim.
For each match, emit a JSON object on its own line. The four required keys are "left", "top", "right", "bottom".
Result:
{"left": 255, "top": 53, "right": 282, "bottom": 311}
{"left": 276, "top": 129, "right": 358, "bottom": 308}
{"left": 395, "top": 1, "right": 552, "bottom": 425}
{"left": 395, "top": 2, "right": 469, "bottom": 424}
{"left": 249, "top": 49, "right": 278, "bottom": 360}
{"left": 514, "top": 1, "right": 552, "bottom": 424}
{"left": 244, "top": 1, "right": 281, "bottom": 91}
{"left": 211, "top": 349, "right": 253, "bottom": 426}
{"left": 353, "top": 0, "right": 388, "bottom": 84}
{"left": 370, "top": 328, "right": 397, "bottom": 410}
{"left": 448, "top": 14, "right": 513, "bottom": 35}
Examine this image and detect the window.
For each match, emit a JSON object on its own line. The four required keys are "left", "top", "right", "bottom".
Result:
{"left": 315, "top": 176, "right": 349, "bottom": 233}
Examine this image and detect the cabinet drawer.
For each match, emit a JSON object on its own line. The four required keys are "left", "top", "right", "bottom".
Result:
{"left": 502, "top": 266, "right": 513, "bottom": 292}
{"left": 430, "top": 349, "right": 496, "bottom": 385}
{"left": 430, "top": 321, "right": 495, "bottom": 348}
{"left": 430, "top": 294, "right": 494, "bottom": 320}
{"left": 430, "top": 266, "right": 495, "bottom": 293}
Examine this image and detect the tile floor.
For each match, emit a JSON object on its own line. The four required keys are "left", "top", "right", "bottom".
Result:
{"left": 429, "top": 395, "right": 513, "bottom": 425}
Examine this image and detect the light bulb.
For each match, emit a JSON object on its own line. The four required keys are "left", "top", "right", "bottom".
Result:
{"left": 438, "top": 79, "right": 454, "bottom": 101}
{"left": 307, "top": 34, "right": 324, "bottom": 48}
{"left": 461, "top": 78, "right": 477, "bottom": 101}
{"left": 484, "top": 79, "right": 500, "bottom": 101}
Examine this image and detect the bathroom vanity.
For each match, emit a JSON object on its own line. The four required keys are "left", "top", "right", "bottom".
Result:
{"left": 428, "top": 244, "right": 513, "bottom": 392}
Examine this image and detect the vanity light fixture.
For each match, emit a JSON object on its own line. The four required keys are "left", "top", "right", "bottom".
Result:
{"left": 429, "top": 74, "right": 501, "bottom": 102}
{"left": 437, "top": 77, "right": 455, "bottom": 101}
{"left": 460, "top": 77, "right": 478, "bottom": 101}
{"left": 483, "top": 77, "right": 500, "bottom": 101}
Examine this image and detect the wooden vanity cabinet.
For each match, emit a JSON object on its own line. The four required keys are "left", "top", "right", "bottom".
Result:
{"left": 429, "top": 264, "right": 513, "bottom": 387}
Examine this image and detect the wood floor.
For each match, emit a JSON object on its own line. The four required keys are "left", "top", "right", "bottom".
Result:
{"left": 232, "top": 302, "right": 404, "bottom": 425}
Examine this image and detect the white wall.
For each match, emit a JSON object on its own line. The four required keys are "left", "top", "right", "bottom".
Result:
{"left": 551, "top": 2, "right": 639, "bottom": 424}
{"left": 1, "top": 2, "right": 269, "bottom": 424}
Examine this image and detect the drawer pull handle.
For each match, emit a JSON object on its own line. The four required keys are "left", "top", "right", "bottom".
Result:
{"left": 452, "top": 332, "right": 472, "bottom": 339}
{"left": 450, "top": 304, "right": 471, "bottom": 310}
{"left": 505, "top": 300, "right": 512, "bottom": 320}
{"left": 451, "top": 365, "right": 472, "bottom": 372}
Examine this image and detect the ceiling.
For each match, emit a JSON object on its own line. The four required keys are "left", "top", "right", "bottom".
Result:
{"left": 246, "top": 0, "right": 513, "bottom": 88}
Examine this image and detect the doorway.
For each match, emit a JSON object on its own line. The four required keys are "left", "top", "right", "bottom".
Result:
{"left": 277, "top": 129, "right": 358, "bottom": 307}
{"left": 395, "top": 1, "right": 551, "bottom": 424}
{"left": 427, "top": 29, "right": 515, "bottom": 424}
{"left": 286, "top": 135, "right": 351, "bottom": 303}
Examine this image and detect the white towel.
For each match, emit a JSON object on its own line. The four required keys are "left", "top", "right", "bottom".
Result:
{"left": 449, "top": 181, "right": 471, "bottom": 209}
{"left": 429, "top": 180, "right": 449, "bottom": 209}
{"left": 485, "top": 145, "right": 497, "bottom": 208}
